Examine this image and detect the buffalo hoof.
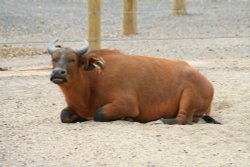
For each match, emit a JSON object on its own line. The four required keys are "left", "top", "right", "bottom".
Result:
{"left": 94, "top": 108, "right": 109, "bottom": 122}
{"left": 60, "top": 108, "right": 87, "bottom": 123}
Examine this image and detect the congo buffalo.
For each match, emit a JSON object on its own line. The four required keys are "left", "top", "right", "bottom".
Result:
{"left": 48, "top": 40, "right": 220, "bottom": 125}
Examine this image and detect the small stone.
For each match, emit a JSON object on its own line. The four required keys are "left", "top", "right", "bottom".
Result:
{"left": 0, "top": 67, "right": 8, "bottom": 71}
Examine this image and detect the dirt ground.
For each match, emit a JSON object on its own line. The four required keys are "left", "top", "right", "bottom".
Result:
{"left": 1, "top": 0, "right": 250, "bottom": 167}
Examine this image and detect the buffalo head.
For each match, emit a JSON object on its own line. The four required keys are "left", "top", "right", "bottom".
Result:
{"left": 48, "top": 39, "right": 89, "bottom": 85}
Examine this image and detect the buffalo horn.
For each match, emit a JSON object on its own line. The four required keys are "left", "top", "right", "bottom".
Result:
{"left": 47, "top": 39, "right": 60, "bottom": 55}
{"left": 48, "top": 39, "right": 89, "bottom": 56}
{"left": 74, "top": 39, "right": 89, "bottom": 56}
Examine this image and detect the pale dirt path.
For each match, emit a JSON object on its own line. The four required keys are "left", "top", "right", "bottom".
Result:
{"left": 1, "top": 53, "right": 250, "bottom": 167}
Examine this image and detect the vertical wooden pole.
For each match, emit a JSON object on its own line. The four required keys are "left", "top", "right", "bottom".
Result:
{"left": 88, "top": 0, "right": 101, "bottom": 50}
{"left": 173, "top": 0, "right": 186, "bottom": 16}
{"left": 123, "top": 0, "right": 137, "bottom": 36}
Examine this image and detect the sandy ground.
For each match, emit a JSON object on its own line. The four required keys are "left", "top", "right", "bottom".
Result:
{"left": 1, "top": 0, "right": 250, "bottom": 167}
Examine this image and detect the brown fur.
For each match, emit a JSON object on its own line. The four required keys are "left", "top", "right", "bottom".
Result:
{"left": 51, "top": 49, "right": 214, "bottom": 124}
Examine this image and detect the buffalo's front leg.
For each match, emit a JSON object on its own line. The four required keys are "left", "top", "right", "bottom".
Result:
{"left": 60, "top": 108, "right": 87, "bottom": 123}
{"left": 94, "top": 98, "right": 139, "bottom": 122}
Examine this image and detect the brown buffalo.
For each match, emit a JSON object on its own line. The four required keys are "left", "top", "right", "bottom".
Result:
{"left": 48, "top": 40, "right": 220, "bottom": 125}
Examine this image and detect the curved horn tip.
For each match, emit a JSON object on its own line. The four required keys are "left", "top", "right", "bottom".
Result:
{"left": 47, "top": 39, "right": 60, "bottom": 55}
{"left": 75, "top": 39, "right": 89, "bottom": 56}
{"left": 84, "top": 39, "right": 89, "bottom": 46}
{"left": 48, "top": 39, "right": 59, "bottom": 45}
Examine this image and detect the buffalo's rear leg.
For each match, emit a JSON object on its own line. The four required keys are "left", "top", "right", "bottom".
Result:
{"left": 176, "top": 90, "right": 196, "bottom": 125}
{"left": 61, "top": 108, "right": 87, "bottom": 123}
{"left": 94, "top": 98, "right": 139, "bottom": 122}
{"left": 176, "top": 108, "right": 194, "bottom": 125}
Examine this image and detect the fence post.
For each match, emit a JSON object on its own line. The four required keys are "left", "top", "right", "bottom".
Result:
{"left": 123, "top": 0, "right": 137, "bottom": 36}
{"left": 173, "top": 0, "right": 186, "bottom": 16}
{"left": 88, "top": 0, "right": 101, "bottom": 50}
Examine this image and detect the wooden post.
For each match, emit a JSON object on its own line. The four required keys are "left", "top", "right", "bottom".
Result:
{"left": 123, "top": 0, "right": 137, "bottom": 36}
{"left": 88, "top": 0, "right": 101, "bottom": 50}
{"left": 173, "top": 0, "right": 186, "bottom": 16}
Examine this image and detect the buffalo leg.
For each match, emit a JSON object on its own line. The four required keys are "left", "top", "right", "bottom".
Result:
{"left": 176, "top": 89, "right": 196, "bottom": 125}
{"left": 60, "top": 108, "right": 87, "bottom": 123}
{"left": 176, "top": 108, "right": 194, "bottom": 125}
{"left": 94, "top": 98, "right": 139, "bottom": 122}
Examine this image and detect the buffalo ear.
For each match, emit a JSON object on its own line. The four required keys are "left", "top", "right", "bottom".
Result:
{"left": 82, "top": 54, "right": 105, "bottom": 71}
{"left": 82, "top": 56, "right": 95, "bottom": 71}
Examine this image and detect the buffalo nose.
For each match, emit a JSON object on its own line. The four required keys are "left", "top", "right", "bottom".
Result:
{"left": 51, "top": 67, "right": 67, "bottom": 77}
